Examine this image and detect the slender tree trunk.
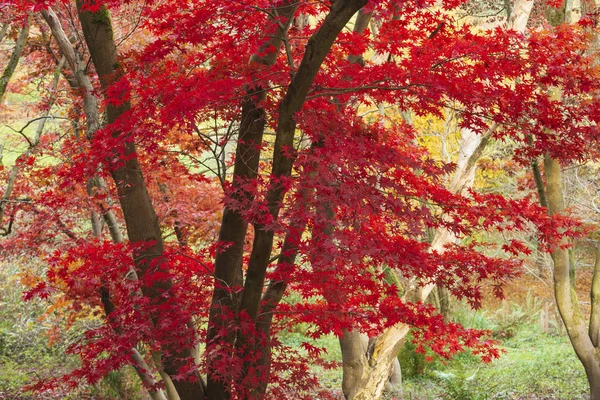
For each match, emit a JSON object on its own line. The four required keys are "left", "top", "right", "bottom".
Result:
{"left": 0, "top": 15, "right": 30, "bottom": 102}
{"left": 41, "top": 10, "right": 169, "bottom": 399}
{"left": 130, "top": 349, "right": 168, "bottom": 400}
{"left": 254, "top": 216, "right": 307, "bottom": 395}
{"left": 40, "top": 8, "right": 100, "bottom": 136}
{"left": 438, "top": 285, "right": 451, "bottom": 320}
{"left": 74, "top": 4, "right": 205, "bottom": 399}
{"left": 206, "top": 89, "right": 269, "bottom": 378}
{"left": 542, "top": 3, "right": 600, "bottom": 398}
{"left": 236, "top": 0, "right": 368, "bottom": 327}
{"left": 88, "top": 180, "right": 166, "bottom": 400}
{"left": 151, "top": 352, "right": 181, "bottom": 400}
{"left": 544, "top": 154, "right": 600, "bottom": 399}
{"left": 531, "top": 156, "right": 550, "bottom": 277}
{"left": 531, "top": 158, "right": 548, "bottom": 208}
{"left": 590, "top": 248, "right": 600, "bottom": 400}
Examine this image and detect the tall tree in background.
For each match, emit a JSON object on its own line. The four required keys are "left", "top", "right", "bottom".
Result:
{"left": 536, "top": 0, "right": 600, "bottom": 397}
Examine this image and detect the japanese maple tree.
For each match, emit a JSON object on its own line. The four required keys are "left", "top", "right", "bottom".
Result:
{"left": 2, "top": 0, "right": 600, "bottom": 399}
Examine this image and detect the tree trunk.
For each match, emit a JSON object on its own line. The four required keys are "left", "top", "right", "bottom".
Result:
{"left": 0, "top": 23, "right": 9, "bottom": 45}
{"left": 541, "top": 4, "right": 600, "bottom": 398}
{"left": 0, "top": 15, "right": 30, "bottom": 102}
{"left": 75, "top": 4, "right": 205, "bottom": 399}
{"left": 242, "top": 1, "right": 367, "bottom": 394}
{"left": 544, "top": 154, "right": 600, "bottom": 399}
{"left": 40, "top": 8, "right": 100, "bottom": 136}
{"left": 438, "top": 286, "right": 451, "bottom": 320}
{"left": 254, "top": 214, "right": 307, "bottom": 397}
{"left": 340, "top": 332, "right": 404, "bottom": 399}
{"left": 507, "top": 0, "right": 534, "bottom": 31}
{"left": 41, "top": 10, "right": 169, "bottom": 399}
{"left": 340, "top": 331, "right": 369, "bottom": 399}
{"left": 130, "top": 349, "right": 168, "bottom": 400}
{"left": 591, "top": 372, "right": 600, "bottom": 400}
{"left": 387, "top": 358, "right": 402, "bottom": 390}
{"left": 341, "top": 325, "right": 410, "bottom": 400}
{"left": 205, "top": 3, "right": 297, "bottom": 399}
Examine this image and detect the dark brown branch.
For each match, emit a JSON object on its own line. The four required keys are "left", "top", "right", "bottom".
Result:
{"left": 205, "top": 2, "right": 298, "bottom": 398}
{"left": 234, "top": 2, "right": 368, "bottom": 398}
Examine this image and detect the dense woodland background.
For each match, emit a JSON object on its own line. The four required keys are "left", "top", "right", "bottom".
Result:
{"left": 1, "top": 0, "right": 600, "bottom": 399}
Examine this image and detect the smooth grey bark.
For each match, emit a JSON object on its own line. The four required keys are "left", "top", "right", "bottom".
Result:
{"left": 129, "top": 349, "right": 168, "bottom": 400}
{"left": 507, "top": 0, "right": 534, "bottom": 31}
{"left": 41, "top": 9, "right": 124, "bottom": 244}
{"left": 340, "top": 331, "right": 370, "bottom": 399}
{"left": 40, "top": 8, "right": 100, "bottom": 136}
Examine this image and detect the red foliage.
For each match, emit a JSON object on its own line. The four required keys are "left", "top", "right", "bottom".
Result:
{"left": 3, "top": 0, "right": 599, "bottom": 397}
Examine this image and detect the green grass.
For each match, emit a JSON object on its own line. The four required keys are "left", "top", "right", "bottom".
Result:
{"left": 401, "top": 325, "right": 588, "bottom": 400}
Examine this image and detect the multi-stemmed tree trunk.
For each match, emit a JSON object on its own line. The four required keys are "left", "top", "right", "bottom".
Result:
{"left": 205, "top": 3, "right": 298, "bottom": 399}
{"left": 64, "top": 2, "right": 368, "bottom": 399}
{"left": 207, "top": 3, "right": 368, "bottom": 398}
